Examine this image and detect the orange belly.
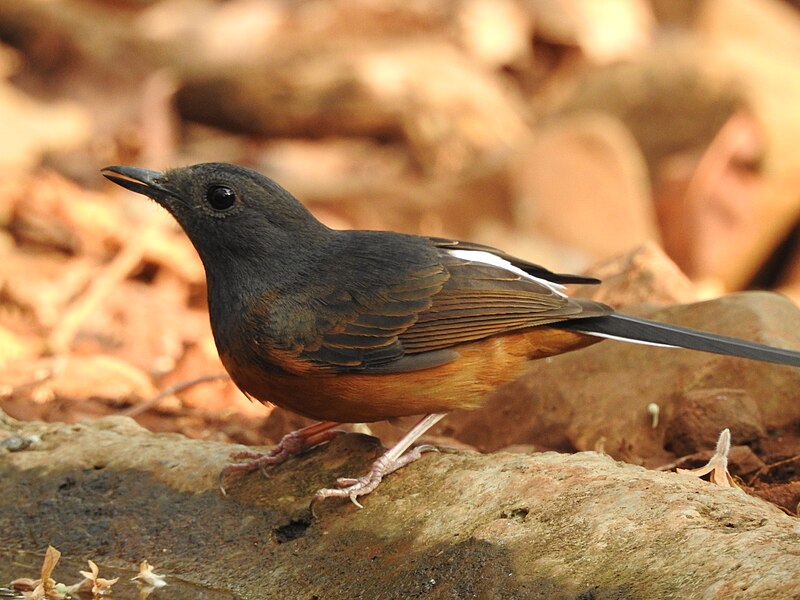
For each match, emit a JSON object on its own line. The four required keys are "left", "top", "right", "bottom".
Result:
{"left": 221, "top": 327, "right": 598, "bottom": 423}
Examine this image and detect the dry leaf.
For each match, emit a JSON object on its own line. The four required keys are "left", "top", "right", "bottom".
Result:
{"left": 678, "top": 428, "right": 737, "bottom": 488}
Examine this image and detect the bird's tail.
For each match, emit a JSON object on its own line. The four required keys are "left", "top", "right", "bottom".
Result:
{"left": 556, "top": 313, "right": 800, "bottom": 367}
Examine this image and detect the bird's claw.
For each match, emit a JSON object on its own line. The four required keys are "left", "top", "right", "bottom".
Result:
{"left": 313, "top": 474, "right": 380, "bottom": 510}
{"left": 217, "top": 424, "right": 344, "bottom": 495}
{"left": 310, "top": 443, "right": 439, "bottom": 513}
{"left": 217, "top": 447, "right": 287, "bottom": 495}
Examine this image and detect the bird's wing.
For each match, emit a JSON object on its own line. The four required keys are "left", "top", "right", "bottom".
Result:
{"left": 397, "top": 248, "right": 610, "bottom": 353}
{"left": 268, "top": 234, "right": 610, "bottom": 375}
{"left": 293, "top": 259, "right": 455, "bottom": 373}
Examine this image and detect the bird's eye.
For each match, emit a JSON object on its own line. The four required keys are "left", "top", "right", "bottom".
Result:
{"left": 206, "top": 186, "right": 236, "bottom": 211}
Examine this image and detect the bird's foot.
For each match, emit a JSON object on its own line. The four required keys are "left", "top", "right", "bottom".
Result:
{"left": 310, "top": 413, "right": 446, "bottom": 512}
{"left": 312, "top": 443, "right": 438, "bottom": 510}
{"left": 218, "top": 421, "right": 342, "bottom": 494}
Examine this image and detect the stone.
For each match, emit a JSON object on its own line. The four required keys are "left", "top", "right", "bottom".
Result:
{"left": 1, "top": 411, "right": 799, "bottom": 598}
{"left": 665, "top": 388, "right": 765, "bottom": 456}
{"left": 511, "top": 112, "right": 657, "bottom": 265}
{"left": 574, "top": 242, "right": 699, "bottom": 307}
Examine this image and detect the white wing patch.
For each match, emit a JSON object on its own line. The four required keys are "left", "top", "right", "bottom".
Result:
{"left": 446, "top": 249, "right": 678, "bottom": 348}
{"left": 570, "top": 330, "right": 677, "bottom": 348}
{"left": 447, "top": 249, "right": 567, "bottom": 298}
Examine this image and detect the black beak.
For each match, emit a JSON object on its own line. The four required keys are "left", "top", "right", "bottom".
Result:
{"left": 101, "top": 166, "right": 171, "bottom": 199}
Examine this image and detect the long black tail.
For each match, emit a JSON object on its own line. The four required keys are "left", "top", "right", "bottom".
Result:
{"left": 557, "top": 313, "right": 800, "bottom": 367}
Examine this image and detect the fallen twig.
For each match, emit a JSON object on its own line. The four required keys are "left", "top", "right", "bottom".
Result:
{"left": 121, "top": 372, "right": 229, "bottom": 417}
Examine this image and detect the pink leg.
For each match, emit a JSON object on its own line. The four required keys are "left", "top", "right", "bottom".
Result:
{"left": 312, "top": 413, "right": 446, "bottom": 510}
{"left": 218, "top": 421, "right": 342, "bottom": 494}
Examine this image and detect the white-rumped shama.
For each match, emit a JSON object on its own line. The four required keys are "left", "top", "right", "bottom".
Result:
{"left": 102, "top": 163, "right": 800, "bottom": 508}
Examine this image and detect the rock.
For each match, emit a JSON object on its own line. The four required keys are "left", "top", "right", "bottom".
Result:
{"left": 176, "top": 40, "right": 529, "bottom": 176}
{"left": 726, "top": 444, "right": 767, "bottom": 478}
{"left": 574, "top": 242, "right": 699, "bottom": 307}
{"left": 511, "top": 112, "right": 658, "bottom": 265}
{"left": 1, "top": 411, "right": 799, "bottom": 598}
{"left": 664, "top": 388, "right": 765, "bottom": 456}
{"left": 548, "top": 37, "right": 740, "bottom": 175}
{"left": 441, "top": 292, "right": 800, "bottom": 464}
{"left": 652, "top": 109, "right": 766, "bottom": 290}
{"left": 693, "top": 0, "right": 800, "bottom": 290}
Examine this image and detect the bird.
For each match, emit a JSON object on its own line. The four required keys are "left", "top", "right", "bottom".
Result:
{"left": 102, "top": 162, "right": 800, "bottom": 509}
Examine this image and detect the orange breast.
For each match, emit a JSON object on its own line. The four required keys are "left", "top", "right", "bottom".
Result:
{"left": 221, "top": 327, "right": 598, "bottom": 423}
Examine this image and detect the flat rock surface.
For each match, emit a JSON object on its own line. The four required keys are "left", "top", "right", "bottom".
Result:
{"left": 2, "top": 411, "right": 799, "bottom": 599}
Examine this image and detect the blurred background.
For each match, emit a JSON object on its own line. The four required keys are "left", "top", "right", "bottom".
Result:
{"left": 2, "top": 0, "right": 800, "bottom": 443}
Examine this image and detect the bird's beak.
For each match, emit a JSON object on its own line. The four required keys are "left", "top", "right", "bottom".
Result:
{"left": 101, "top": 166, "right": 172, "bottom": 200}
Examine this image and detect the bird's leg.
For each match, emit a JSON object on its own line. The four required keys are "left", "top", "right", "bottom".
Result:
{"left": 218, "top": 420, "right": 343, "bottom": 494}
{"left": 312, "top": 413, "right": 446, "bottom": 510}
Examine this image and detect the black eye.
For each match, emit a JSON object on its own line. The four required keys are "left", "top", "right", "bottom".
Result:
{"left": 206, "top": 186, "right": 236, "bottom": 211}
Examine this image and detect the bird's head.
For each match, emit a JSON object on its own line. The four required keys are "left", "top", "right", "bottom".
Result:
{"left": 102, "top": 162, "right": 330, "bottom": 271}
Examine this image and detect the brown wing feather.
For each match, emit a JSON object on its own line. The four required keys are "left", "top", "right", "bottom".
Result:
{"left": 301, "top": 263, "right": 453, "bottom": 371}
{"left": 398, "top": 251, "right": 609, "bottom": 353}
{"left": 288, "top": 236, "right": 609, "bottom": 374}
